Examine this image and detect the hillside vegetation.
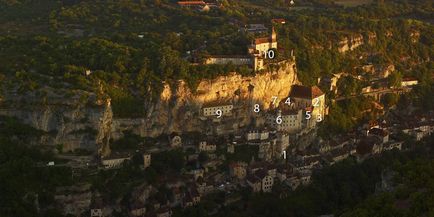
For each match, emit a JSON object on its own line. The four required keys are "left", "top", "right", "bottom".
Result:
{"left": 0, "top": 0, "right": 432, "bottom": 119}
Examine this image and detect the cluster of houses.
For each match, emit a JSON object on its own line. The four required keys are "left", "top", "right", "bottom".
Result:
{"left": 53, "top": 107, "right": 434, "bottom": 217}
{"left": 398, "top": 113, "right": 434, "bottom": 141}
{"left": 200, "top": 84, "right": 327, "bottom": 136}
{"left": 319, "top": 63, "right": 418, "bottom": 98}
{"left": 51, "top": 75, "right": 434, "bottom": 217}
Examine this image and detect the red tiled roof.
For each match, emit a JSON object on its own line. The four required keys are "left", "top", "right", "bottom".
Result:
{"left": 290, "top": 85, "right": 324, "bottom": 99}
{"left": 272, "top": 18, "right": 286, "bottom": 24}
{"left": 178, "top": 1, "right": 206, "bottom": 5}
{"left": 402, "top": 77, "right": 418, "bottom": 81}
{"left": 254, "top": 37, "right": 271, "bottom": 44}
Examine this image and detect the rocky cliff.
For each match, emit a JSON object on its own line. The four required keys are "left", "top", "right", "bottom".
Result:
{"left": 0, "top": 59, "right": 299, "bottom": 154}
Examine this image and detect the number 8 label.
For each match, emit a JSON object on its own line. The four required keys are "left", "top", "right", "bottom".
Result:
{"left": 254, "top": 104, "right": 260, "bottom": 113}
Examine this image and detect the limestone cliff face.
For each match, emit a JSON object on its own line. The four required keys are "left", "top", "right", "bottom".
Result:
{"left": 0, "top": 59, "right": 298, "bottom": 153}
{"left": 112, "top": 59, "right": 299, "bottom": 139}
{"left": 0, "top": 88, "right": 112, "bottom": 154}
{"left": 337, "top": 34, "right": 364, "bottom": 53}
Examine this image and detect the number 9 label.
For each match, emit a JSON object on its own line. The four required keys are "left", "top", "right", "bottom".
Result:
{"left": 216, "top": 110, "right": 222, "bottom": 118}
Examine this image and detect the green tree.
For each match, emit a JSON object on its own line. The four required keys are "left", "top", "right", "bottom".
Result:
{"left": 388, "top": 71, "right": 402, "bottom": 88}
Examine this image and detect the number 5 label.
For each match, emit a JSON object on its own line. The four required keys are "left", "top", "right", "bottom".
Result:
{"left": 305, "top": 111, "right": 311, "bottom": 120}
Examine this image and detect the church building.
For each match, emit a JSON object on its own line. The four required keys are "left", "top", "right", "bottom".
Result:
{"left": 249, "top": 27, "right": 278, "bottom": 56}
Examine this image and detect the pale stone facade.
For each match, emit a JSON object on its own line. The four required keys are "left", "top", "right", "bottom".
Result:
{"left": 101, "top": 155, "right": 131, "bottom": 169}
{"left": 198, "top": 141, "right": 217, "bottom": 152}
{"left": 204, "top": 56, "right": 252, "bottom": 65}
{"left": 250, "top": 27, "right": 278, "bottom": 55}
{"left": 202, "top": 104, "right": 233, "bottom": 117}
{"left": 246, "top": 130, "right": 269, "bottom": 141}
{"left": 269, "top": 109, "right": 303, "bottom": 133}
{"left": 143, "top": 153, "right": 151, "bottom": 169}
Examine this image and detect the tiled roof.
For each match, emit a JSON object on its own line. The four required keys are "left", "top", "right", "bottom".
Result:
{"left": 254, "top": 37, "right": 271, "bottom": 44}
{"left": 254, "top": 169, "right": 268, "bottom": 179}
{"left": 178, "top": 1, "right": 206, "bottom": 5}
{"left": 272, "top": 18, "right": 286, "bottom": 24}
{"left": 246, "top": 175, "right": 260, "bottom": 183}
{"left": 202, "top": 100, "right": 232, "bottom": 108}
{"left": 290, "top": 85, "right": 324, "bottom": 99}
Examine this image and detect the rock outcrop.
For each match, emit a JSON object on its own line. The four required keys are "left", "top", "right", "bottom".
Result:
{"left": 337, "top": 34, "right": 364, "bottom": 53}
{"left": 0, "top": 59, "right": 299, "bottom": 154}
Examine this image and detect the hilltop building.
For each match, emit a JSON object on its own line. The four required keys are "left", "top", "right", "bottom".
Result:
{"left": 202, "top": 26, "right": 278, "bottom": 71}
{"left": 245, "top": 24, "right": 268, "bottom": 33}
{"left": 177, "top": 1, "right": 221, "bottom": 11}
{"left": 248, "top": 26, "right": 277, "bottom": 55}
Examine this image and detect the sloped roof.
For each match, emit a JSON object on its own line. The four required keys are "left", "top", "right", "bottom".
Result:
{"left": 178, "top": 1, "right": 206, "bottom": 6}
{"left": 246, "top": 175, "right": 260, "bottom": 183}
{"left": 255, "top": 169, "right": 269, "bottom": 179}
{"left": 254, "top": 37, "right": 272, "bottom": 44}
{"left": 290, "top": 85, "right": 324, "bottom": 99}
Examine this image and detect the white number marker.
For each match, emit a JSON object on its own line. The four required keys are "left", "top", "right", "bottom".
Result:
{"left": 285, "top": 97, "right": 291, "bottom": 105}
{"left": 276, "top": 115, "right": 282, "bottom": 124}
{"left": 316, "top": 114, "right": 322, "bottom": 122}
{"left": 265, "top": 49, "right": 275, "bottom": 59}
{"left": 272, "top": 96, "right": 278, "bottom": 105}
{"left": 305, "top": 111, "right": 311, "bottom": 120}
{"left": 313, "top": 98, "right": 320, "bottom": 107}
{"left": 216, "top": 109, "right": 222, "bottom": 118}
{"left": 254, "top": 104, "right": 260, "bottom": 113}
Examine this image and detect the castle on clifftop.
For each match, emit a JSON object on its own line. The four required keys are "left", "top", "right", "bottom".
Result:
{"left": 203, "top": 27, "right": 278, "bottom": 71}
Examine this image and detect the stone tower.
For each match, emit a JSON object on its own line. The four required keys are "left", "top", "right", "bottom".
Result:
{"left": 271, "top": 26, "right": 277, "bottom": 43}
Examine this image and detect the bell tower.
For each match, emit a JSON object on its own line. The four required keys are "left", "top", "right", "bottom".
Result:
{"left": 271, "top": 26, "right": 277, "bottom": 43}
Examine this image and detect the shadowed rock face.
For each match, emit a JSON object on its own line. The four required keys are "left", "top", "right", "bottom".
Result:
{"left": 0, "top": 59, "right": 298, "bottom": 155}
{"left": 0, "top": 88, "right": 112, "bottom": 155}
